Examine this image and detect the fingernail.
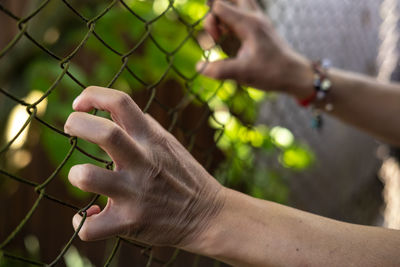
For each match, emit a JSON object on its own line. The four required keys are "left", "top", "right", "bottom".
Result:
{"left": 72, "top": 94, "right": 81, "bottom": 109}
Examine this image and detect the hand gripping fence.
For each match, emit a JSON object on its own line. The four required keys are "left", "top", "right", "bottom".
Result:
{"left": 0, "top": 0, "right": 238, "bottom": 266}
{"left": 0, "top": 0, "right": 387, "bottom": 265}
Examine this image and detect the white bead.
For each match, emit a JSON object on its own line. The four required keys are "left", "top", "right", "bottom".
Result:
{"left": 321, "top": 80, "right": 332, "bottom": 91}
{"left": 325, "top": 103, "right": 334, "bottom": 112}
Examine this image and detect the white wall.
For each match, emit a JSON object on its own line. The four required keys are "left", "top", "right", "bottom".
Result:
{"left": 258, "top": 0, "right": 384, "bottom": 224}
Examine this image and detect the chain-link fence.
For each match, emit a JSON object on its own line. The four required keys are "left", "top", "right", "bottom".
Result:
{"left": 0, "top": 0, "right": 273, "bottom": 265}
{"left": 0, "top": 0, "right": 387, "bottom": 266}
{"left": 260, "top": 0, "right": 384, "bottom": 223}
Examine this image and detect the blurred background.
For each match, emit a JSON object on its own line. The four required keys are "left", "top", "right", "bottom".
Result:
{"left": 0, "top": 0, "right": 399, "bottom": 266}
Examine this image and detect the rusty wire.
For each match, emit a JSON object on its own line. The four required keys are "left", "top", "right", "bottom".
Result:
{"left": 0, "top": 0, "right": 229, "bottom": 265}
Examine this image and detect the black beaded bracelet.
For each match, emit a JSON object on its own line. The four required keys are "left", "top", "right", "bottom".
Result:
{"left": 311, "top": 59, "right": 332, "bottom": 129}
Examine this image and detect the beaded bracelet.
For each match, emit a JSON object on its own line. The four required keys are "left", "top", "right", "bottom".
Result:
{"left": 297, "top": 59, "right": 333, "bottom": 129}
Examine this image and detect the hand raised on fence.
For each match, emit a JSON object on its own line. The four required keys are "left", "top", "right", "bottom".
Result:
{"left": 64, "top": 86, "right": 225, "bottom": 247}
{"left": 200, "top": 0, "right": 314, "bottom": 99}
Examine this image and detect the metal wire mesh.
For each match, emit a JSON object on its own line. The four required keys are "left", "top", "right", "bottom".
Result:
{"left": 259, "top": 0, "right": 384, "bottom": 222}
{"left": 0, "top": 0, "right": 231, "bottom": 265}
{"left": 0, "top": 0, "right": 387, "bottom": 266}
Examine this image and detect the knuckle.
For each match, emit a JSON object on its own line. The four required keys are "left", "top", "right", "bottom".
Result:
{"left": 84, "top": 86, "right": 98, "bottom": 94}
{"left": 144, "top": 113, "right": 160, "bottom": 129}
{"left": 144, "top": 114, "right": 169, "bottom": 142}
{"left": 114, "top": 91, "right": 132, "bottom": 107}
{"left": 213, "top": 1, "right": 232, "bottom": 17}
{"left": 250, "top": 14, "right": 262, "bottom": 24}
{"left": 102, "top": 124, "right": 124, "bottom": 146}
{"left": 251, "top": 17, "right": 270, "bottom": 36}
{"left": 213, "top": 1, "right": 223, "bottom": 14}
{"left": 248, "top": 17, "right": 261, "bottom": 31}
{"left": 68, "top": 111, "right": 81, "bottom": 122}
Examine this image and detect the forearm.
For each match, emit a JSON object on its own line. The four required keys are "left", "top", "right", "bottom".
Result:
{"left": 295, "top": 65, "right": 400, "bottom": 146}
{"left": 202, "top": 0, "right": 400, "bottom": 145}
{"left": 185, "top": 188, "right": 400, "bottom": 267}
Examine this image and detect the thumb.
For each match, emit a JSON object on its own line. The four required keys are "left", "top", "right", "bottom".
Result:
{"left": 212, "top": 1, "right": 250, "bottom": 39}
{"left": 197, "top": 59, "right": 241, "bottom": 81}
{"left": 73, "top": 208, "right": 120, "bottom": 241}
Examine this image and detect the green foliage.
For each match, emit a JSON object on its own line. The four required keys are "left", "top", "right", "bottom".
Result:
{"left": 19, "top": 0, "right": 314, "bottom": 203}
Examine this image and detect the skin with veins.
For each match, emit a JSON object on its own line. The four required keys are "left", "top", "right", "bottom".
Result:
{"left": 65, "top": 86, "right": 225, "bottom": 246}
{"left": 64, "top": 0, "right": 400, "bottom": 266}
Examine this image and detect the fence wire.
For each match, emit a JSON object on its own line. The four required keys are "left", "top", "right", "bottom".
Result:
{"left": 0, "top": 0, "right": 229, "bottom": 266}
{"left": 260, "top": 0, "right": 384, "bottom": 222}
{"left": 0, "top": 0, "right": 386, "bottom": 266}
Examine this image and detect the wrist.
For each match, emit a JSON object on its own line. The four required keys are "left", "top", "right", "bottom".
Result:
{"left": 282, "top": 53, "right": 315, "bottom": 100}
{"left": 182, "top": 188, "right": 269, "bottom": 266}
{"left": 180, "top": 186, "right": 230, "bottom": 254}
